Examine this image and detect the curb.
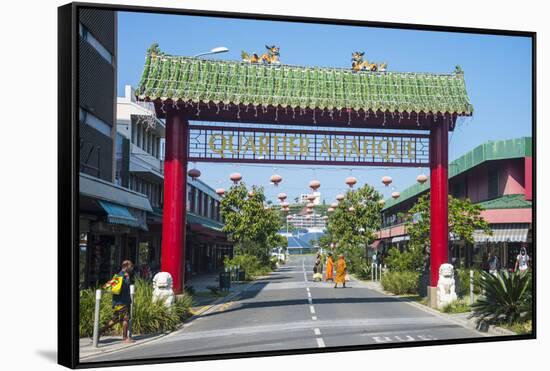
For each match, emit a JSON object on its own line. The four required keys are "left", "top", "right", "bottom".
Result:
{"left": 350, "top": 275, "right": 516, "bottom": 337}
{"left": 80, "top": 332, "right": 169, "bottom": 360}
{"left": 81, "top": 279, "right": 260, "bottom": 360}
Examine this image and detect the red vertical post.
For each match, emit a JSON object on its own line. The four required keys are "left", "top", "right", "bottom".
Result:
{"left": 430, "top": 116, "right": 449, "bottom": 287}
{"left": 161, "top": 107, "right": 188, "bottom": 294}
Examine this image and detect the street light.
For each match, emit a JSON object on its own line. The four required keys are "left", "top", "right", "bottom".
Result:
{"left": 193, "top": 47, "right": 229, "bottom": 58}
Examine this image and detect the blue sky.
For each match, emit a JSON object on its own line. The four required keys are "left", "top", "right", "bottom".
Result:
{"left": 117, "top": 11, "right": 532, "bottom": 203}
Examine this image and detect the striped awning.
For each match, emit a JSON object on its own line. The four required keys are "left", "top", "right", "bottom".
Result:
{"left": 473, "top": 223, "right": 529, "bottom": 243}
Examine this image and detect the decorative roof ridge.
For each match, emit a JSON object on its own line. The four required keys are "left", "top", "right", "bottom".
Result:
{"left": 148, "top": 53, "right": 463, "bottom": 78}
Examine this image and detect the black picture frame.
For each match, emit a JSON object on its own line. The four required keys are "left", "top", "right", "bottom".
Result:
{"left": 58, "top": 2, "right": 536, "bottom": 368}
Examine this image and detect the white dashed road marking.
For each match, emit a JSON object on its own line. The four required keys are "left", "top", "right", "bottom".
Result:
{"left": 314, "top": 328, "right": 321, "bottom": 336}
{"left": 316, "top": 338, "right": 326, "bottom": 348}
{"left": 310, "top": 306, "right": 316, "bottom": 314}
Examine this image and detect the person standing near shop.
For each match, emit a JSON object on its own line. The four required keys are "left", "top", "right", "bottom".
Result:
{"left": 514, "top": 247, "right": 530, "bottom": 274}
{"left": 487, "top": 251, "right": 500, "bottom": 276}
{"left": 101, "top": 260, "right": 135, "bottom": 343}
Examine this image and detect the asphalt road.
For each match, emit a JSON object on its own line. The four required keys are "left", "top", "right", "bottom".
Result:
{"left": 84, "top": 255, "right": 484, "bottom": 363}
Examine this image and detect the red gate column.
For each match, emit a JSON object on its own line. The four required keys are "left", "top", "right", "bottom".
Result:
{"left": 430, "top": 116, "right": 449, "bottom": 287}
{"left": 161, "top": 107, "right": 188, "bottom": 294}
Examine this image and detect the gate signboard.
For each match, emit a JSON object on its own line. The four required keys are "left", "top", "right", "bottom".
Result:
{"left": 188, "top": 125, "right": 429, "bottom": 167}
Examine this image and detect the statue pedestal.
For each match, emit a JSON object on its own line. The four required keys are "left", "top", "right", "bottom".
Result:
{"left": 427, "top": 286, "right": 438, "bottom": 308}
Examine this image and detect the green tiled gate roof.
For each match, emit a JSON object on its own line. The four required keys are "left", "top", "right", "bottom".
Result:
{"left": 136, "top": 44, "right": 473, "bottom": 115}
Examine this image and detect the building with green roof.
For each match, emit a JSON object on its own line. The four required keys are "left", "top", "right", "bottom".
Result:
{"left": 376, "top": 137, "right": 532, "bottom": 270}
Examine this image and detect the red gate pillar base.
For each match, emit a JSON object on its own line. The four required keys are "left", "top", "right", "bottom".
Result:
{"left": 160, "top": 107, "right": 188, "bottom": 294}
{"left": 429, "top": 116, "right": 450, "bottom": 290}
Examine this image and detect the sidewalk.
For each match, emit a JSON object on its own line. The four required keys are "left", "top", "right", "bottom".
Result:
{"left": 80, "top": 273, "right": 257, "bottom": 361}
{"left": 355, "top": 277, "right": 516, "bottom": 336}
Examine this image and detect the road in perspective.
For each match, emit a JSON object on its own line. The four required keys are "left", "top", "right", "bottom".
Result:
{"left": 85, "top": 255, "right": 485, "bottom": 362}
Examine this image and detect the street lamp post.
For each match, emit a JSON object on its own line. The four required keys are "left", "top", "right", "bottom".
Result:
{"left": 193, "top": 47, "right": 229, "bottom": 58}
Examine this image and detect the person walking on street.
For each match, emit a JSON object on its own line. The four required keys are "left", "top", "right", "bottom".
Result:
{"left": 515, "top": 247, "right": 530, "bottom": 274}
{"left": 101, "top": 260, "right": 135, "bottom": 343}
{"left": 334, "top": 254, "right": 347, "bottom": 288}
{"left": 325, "top": 253, "right": 334, "bottom": 282}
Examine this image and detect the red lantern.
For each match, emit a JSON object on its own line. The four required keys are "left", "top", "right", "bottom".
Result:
{"left": 392, "top": 192, "right": 400, "bottom": 199}
{"left": 417, "top": 174, "right": 428, "bottom": 184}
{"left": 378, "top": 199, "right": 386, "bottom": 206}
{"left": 327, "top": 207, "right": 335, "bottom": 213}
{"left": 336, "top": 194, "right": 345, "bottom": 202}
{"left": 230, "top": 173, "right": 242, "bottom": 184}
{"left": 306, "top": 193, "right": 316, "bottom": 202}
{"left": 188, "top": 168, "right": 201, "bottom": 180}
{"left": 248, "top": 190, "right": 254, "bottom": 197}
{"left": 307, "top": 208, "right": 314, "bottom": 214}
{"left": 287, "top": 215, "right": 293, "bottom": 220}
{"left": 382, "top": 176, "right": 392, "bottom": 186}
{"left": 277, "top": 192, "right": 287, "bottom": 201}
{"left": 348, "top": 206, "right": 356, "bottom": 212}
{"left": 305, "top": 214, "right": 311, "bottom": 219}
{"left": 270, "top": 174, "right": 283, "bottom": 186}
{"left": 323, "top": 216, "right": 329, "bottom": 221}
{"left": 216, "top": 188, "right": 225, "bottom": 196}
{"left": 307, "top": 202, "right": 315, "bottom": 209}
{"left": 280, "top": 202, "right": 289, "bottom": 208}
{"left": 309, "top": 180, "right": 321, "bottom": 191}
{"left": 345, "top": 176, "right": 357, "bottom": 188}
{"left": 330, "top": 202, "right": 338, "bottom": 208}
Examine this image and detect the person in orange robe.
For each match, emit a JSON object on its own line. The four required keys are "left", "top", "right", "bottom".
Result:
{"left": 325, "top": 253, "right": 334, "bottom": 282}
{"left": 334, "top": 254, "right": 347, "bottom": 288}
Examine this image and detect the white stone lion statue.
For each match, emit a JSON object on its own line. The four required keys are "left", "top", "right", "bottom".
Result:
{"left": 437, "top": 263, "right": 457, "bottom": 309}
{"left": 152, "top": 272, "right": 175, "bottom": 308}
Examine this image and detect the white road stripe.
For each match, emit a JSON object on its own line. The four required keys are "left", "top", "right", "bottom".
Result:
{"left": 316, "top": 338, "right": 326, "bottom": 348}
{"left": 311, "top": 316, "right": 317, "bottom": 320}
{"left": 308, "top": 298, "right": 313, "bottom": 304}
{"left": 310, "top": 306, "right": 316, "bottom": 314}
{"left": 314, "top": 328, "right": 321, "bottom": 336}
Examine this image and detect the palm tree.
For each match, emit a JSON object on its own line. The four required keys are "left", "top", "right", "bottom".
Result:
{"left": 471, "top": 270, "right": 532, "bottom": 325}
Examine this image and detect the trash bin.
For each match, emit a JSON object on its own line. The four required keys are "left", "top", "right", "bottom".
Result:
{"left": 219, "top": 271, "right": 231, "bottom": 291}
{"left": 238, "top": 269, "right": 246, "bottom": 281}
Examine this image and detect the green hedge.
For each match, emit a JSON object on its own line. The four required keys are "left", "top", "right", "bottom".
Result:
{"left": 455, "top": 268, "right": 483, "bottom": 297}
{"left": 79, "top": 279, "right": 192, "bottom": 338}
{"left": 224, "top": 254, "right": 272, "bottom": 280}
{"left": 381, "top": 271, "right": 420, "bottom": 295}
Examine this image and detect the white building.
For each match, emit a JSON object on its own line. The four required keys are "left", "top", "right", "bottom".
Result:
{"left": 299, "top": 191, "right": 321, "bottom": 205}
{"left": 116, "top": 85, "right": 166, "bottom": 208}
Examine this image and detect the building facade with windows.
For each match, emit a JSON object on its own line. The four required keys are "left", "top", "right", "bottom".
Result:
{"left": 115, "top": 85, "right": 232, "bottom": 283}
{"left": 374, "top": 137, "right": 533, "bottom": 271}
{"left": 78, "top": 9, "right": 155, "bottom": 289}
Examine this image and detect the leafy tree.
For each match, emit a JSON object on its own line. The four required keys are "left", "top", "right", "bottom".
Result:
{"left": 321, "top": 184, "right": 383, "bottom": 273}
{"left": 220, "top": 182, "right": 285, "bottom": 265}
{"left": 386, "top": 194, "right": 492, "bottom": 272}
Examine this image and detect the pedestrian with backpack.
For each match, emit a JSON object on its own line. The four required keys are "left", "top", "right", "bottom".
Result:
{"left": 101, "top": 260, "right": 135, "bottom": 343}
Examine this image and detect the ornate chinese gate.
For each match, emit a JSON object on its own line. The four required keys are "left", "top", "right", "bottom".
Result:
{"left": 137, "top": 44, "right": 473, "bottom": 295}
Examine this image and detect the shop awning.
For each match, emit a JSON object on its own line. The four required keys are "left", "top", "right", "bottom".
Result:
{"left": 98, "top": 200, "right": 140, "bottom": 228}
{"left": 473, "top": 223, "right": 529, "bottom": 243}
